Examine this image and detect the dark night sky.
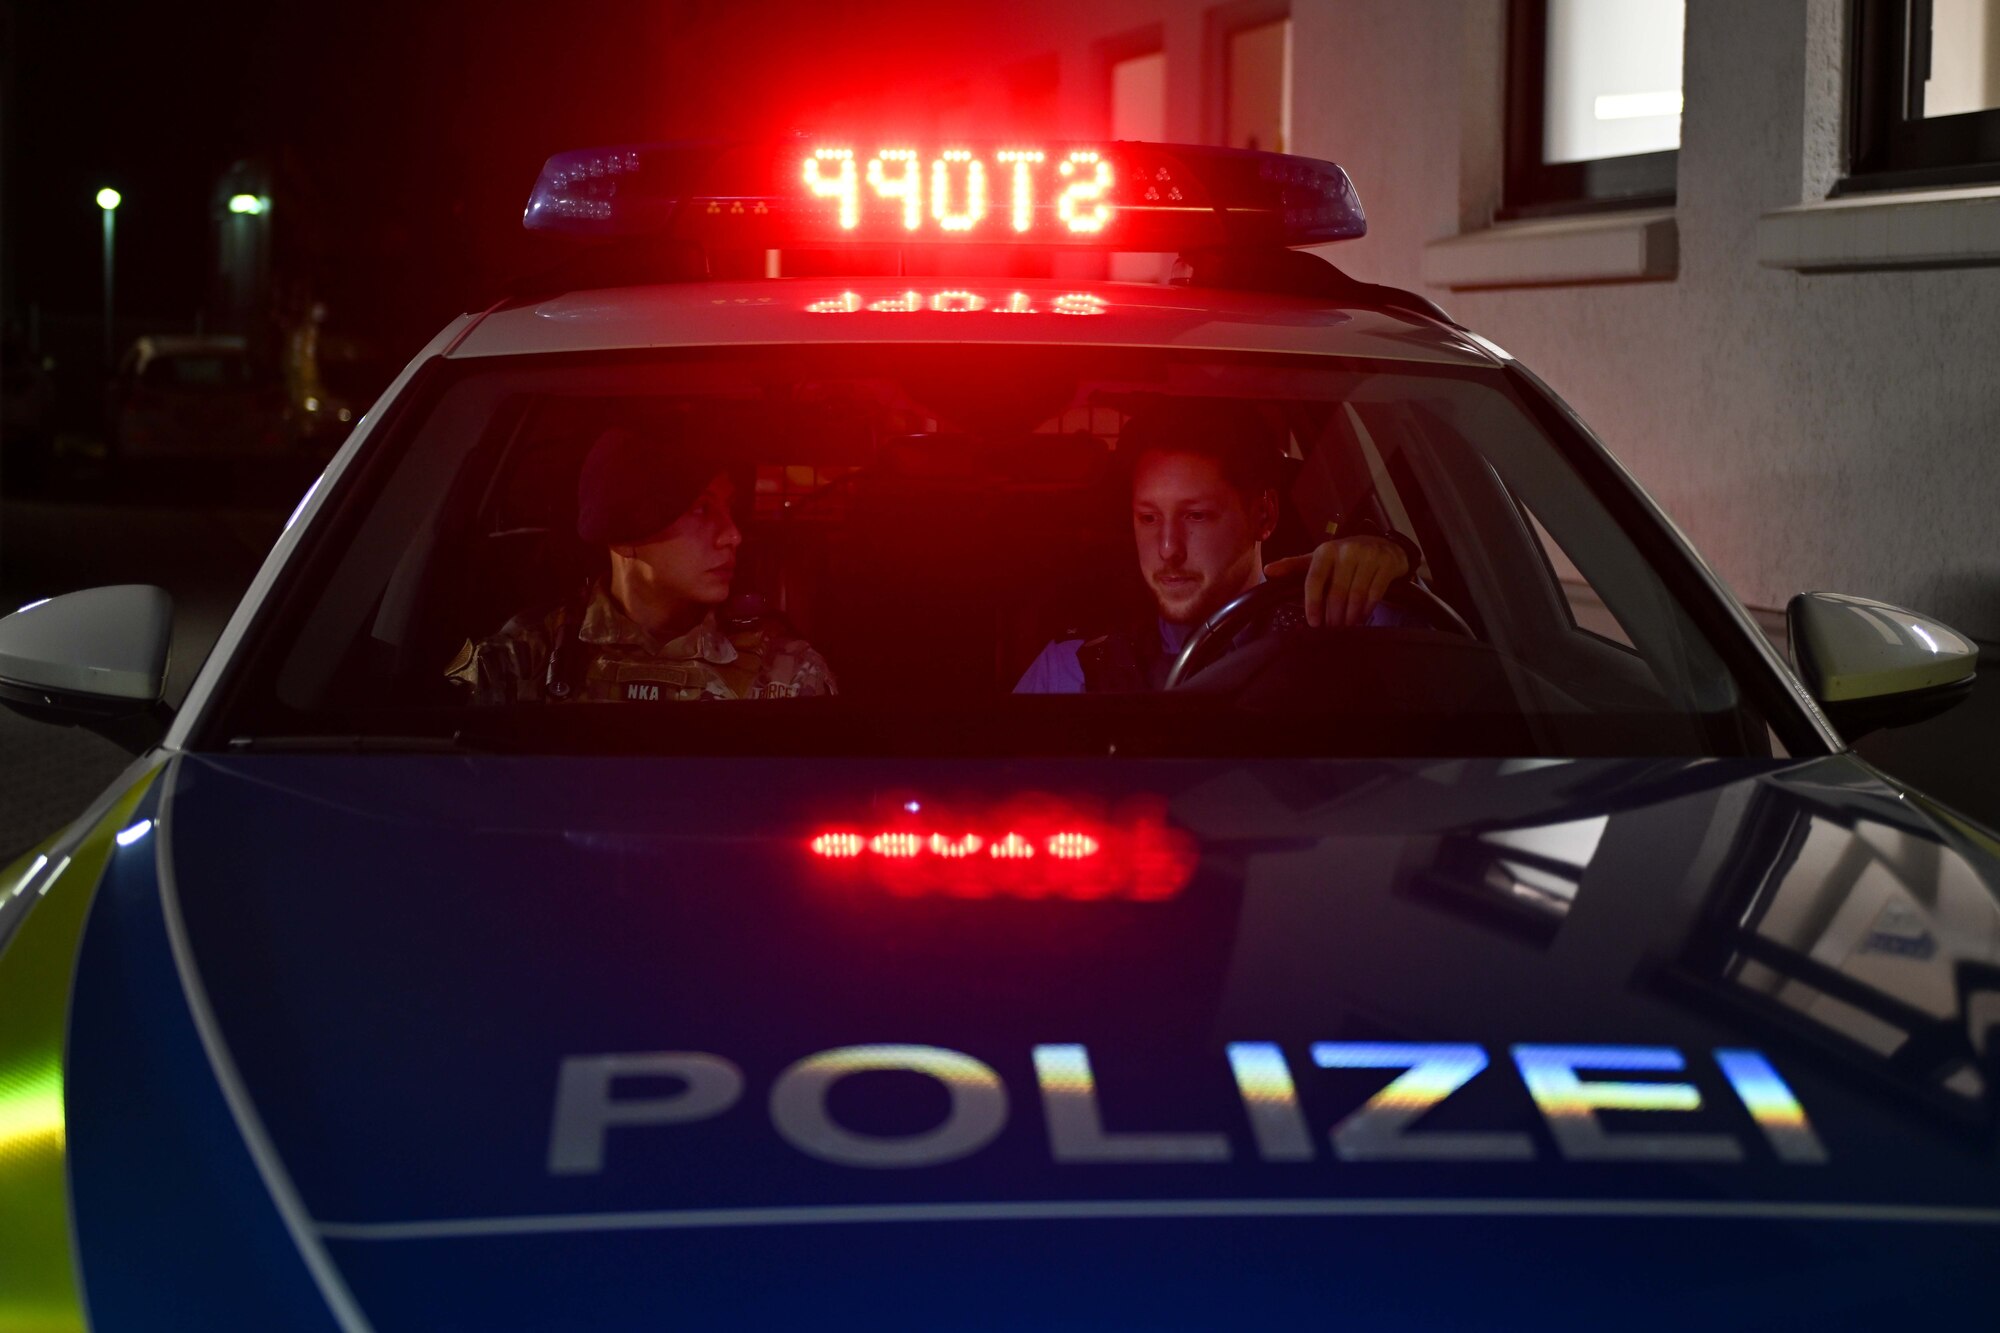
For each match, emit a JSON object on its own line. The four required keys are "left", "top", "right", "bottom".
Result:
{"left": 3, "top": 0, "right": 696, "bottom": 349}
{"left": 1, "top": 0, "right": 992, "bottom": 356}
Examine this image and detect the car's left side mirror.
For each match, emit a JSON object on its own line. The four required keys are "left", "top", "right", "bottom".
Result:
{"left": 1787, "top": 592, "right": 1978, "bottom": 741}
{"left": 0, "top": 585, "right": 174, "bottom": 753}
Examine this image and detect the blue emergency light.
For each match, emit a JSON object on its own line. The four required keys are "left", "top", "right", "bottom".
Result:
{"left": 523, "top": 139, "right": 1366, "bottom": 250}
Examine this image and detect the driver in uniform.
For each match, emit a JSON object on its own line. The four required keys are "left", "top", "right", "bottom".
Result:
{"left": 448, "top": 422, "right": 835, "bottom": 704}
{"left": 1015, "top": 403, "right": 1422, "bottom": 693}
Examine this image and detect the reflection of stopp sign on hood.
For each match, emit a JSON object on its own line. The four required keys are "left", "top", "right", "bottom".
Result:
{"left": 807, "top": 794, "right": 1198, "bottom": 900}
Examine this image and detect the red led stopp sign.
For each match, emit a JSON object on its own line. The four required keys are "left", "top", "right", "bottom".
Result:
{"left": 801, "top": 146, "right": 1114, "bottom": 238}
{"left": 806, "top": 796, "right": 1196, "bottom": 901}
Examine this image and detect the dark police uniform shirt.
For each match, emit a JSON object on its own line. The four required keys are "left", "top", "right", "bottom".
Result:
{"left": 449, "top": 580, "right": 836, "bottom": 704}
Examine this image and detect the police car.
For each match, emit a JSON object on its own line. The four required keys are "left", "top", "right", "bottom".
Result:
{"left": 1, "top": 139, "right": 1995, "bottom": 1330}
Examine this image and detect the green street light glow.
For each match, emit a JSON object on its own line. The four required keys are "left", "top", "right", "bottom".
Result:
{"left": 228, "top": 193, "right": 268, "bottom": 215}
{"left": 95, "top": 187, "right": 121, "bottom": 211}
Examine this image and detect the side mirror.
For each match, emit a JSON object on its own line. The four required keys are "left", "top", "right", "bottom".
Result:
{"left": 1787, "top": 592, "right": 1978, "bottom": 740}
{"left": 0, "top": 585, "right": 174, "bottom": 753}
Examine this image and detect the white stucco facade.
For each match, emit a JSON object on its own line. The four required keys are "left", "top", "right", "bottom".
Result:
{"left": 758, "top": 0, "right": 2000, "bottom": 638}
{"left": 1303, "top": 0, "right": 2000, "bottom": 641}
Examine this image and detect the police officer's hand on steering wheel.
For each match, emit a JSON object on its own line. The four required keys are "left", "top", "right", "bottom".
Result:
{"left": 1262, "top": 535, "right": 1410, "bottom": 628}
{"left": 1165, "top": 563, "right": 1471, "bottom": 691}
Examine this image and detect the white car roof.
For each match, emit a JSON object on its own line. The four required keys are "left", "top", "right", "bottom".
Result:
{"left": 449, "top": 278, "right": 1495, "bottom": 368}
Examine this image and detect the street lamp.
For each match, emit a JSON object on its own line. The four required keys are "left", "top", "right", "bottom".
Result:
{"left": 96, "top": 187, "right": 121, "bottom": 365}
{"left": 227, "top": 193, "right": 268, "bottom": 215}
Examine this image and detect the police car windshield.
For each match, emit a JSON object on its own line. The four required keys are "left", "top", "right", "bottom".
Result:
{"left": 219, "top": 345, "right": 1790, "bottom": 758}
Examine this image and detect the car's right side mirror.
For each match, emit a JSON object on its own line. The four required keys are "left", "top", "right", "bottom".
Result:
{"left": 1787, "top": 592, "right": 1979, "bottom": 741}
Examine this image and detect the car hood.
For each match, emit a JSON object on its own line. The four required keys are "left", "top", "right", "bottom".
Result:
{"left": 95, "top": 753, "right": 2000, "bottom": 1327}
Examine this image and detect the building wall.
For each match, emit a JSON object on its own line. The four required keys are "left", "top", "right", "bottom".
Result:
{"left": 757, "top": 0, "right": 2000, "bottom": 637}
{"left": 1300, "top": 0, "right": 2000, "bottom": 640}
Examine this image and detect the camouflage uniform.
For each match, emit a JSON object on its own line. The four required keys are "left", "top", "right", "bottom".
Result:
{"left": 448, "top": 580, "right": 835, "bottom": 704}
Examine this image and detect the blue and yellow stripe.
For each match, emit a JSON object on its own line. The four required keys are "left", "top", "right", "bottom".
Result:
{"left": 0, "top": 769, "right": 161, "bottom": 1333}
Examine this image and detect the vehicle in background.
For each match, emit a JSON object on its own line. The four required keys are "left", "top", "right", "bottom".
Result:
{"left": 106, "top": 335, "right": 288, "bottom": 461}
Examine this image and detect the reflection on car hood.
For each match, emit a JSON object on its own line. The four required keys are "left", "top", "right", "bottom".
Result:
{"left": 73, "top": 753, "right": 2000, "bottom": 1328}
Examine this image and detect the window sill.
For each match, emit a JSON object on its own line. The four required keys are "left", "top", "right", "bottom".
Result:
{"left": 1758, "top": 185, "right": 2000, "bottom": 272}
{"left": 1421, "top": 210, "right": 1677, "bottom": 291}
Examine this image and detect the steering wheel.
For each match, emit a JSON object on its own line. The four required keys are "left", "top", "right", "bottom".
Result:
{"left": 1164, "top": 572, "right": 1474, "bottom": 690}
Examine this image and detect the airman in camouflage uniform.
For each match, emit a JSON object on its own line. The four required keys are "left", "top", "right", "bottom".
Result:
{"left": 448, "top": 583, "right": 834, "bottom": 703}
{"left": 448, "top": 416, "right": 836, "bottom": 705}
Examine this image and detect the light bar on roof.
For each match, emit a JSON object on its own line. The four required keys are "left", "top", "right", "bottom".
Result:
{"left": 523, "top": 139, "right": 1367, "bottom": 249}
